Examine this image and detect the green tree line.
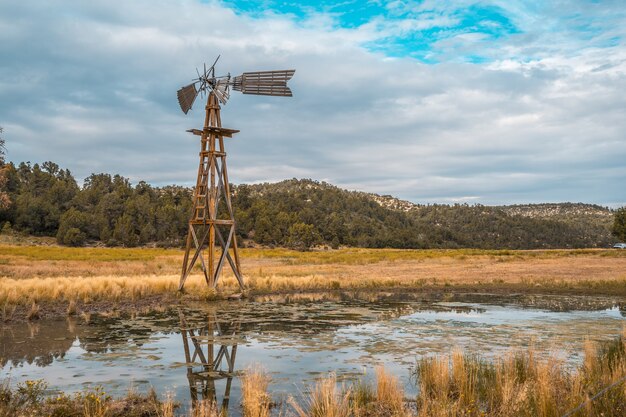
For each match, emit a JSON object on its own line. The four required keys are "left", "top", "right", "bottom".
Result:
{"left": 0, "top": 161, "right": 620, "bottom": 249}
{"left": 0, "top": 162, "right": 191, "bottom": 247}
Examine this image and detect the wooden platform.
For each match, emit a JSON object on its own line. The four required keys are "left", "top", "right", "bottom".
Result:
{"left": 186, "top": 127, "right": 240, "bottom": 137}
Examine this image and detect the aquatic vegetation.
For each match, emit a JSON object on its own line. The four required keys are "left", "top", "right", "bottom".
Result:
{"left": 26, "top": 301, "right": 39, "bottom": 321}
{"left": 0, "top": 303, "right": 15, "bottom": 322}
{"left": 67, "top": 298, "right": 77, "bottom": 316}
{"left": 241, "top": 368, "right": 271, "bottom": 417}
{"left": 289, "top": 373, "right": 352, "bottom": 417}
{"left": 156, "top": 392, "right": 176, "bottom": 417}
{"left": 0, "top": 383, "right": 171, "bottom": 417}
{"left": 374, "top": 367, "right": 406, "bottom": 416}
{"left": 288, "top": 368, "right": 409, "bottom": 417}
{"left": 414, "top": 331, "right": 626, "bottom": 417}
{"left": 188, "top": 399, "right": 223, "bottom": 417}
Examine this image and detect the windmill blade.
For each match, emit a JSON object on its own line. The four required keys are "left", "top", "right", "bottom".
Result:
{"left": 232, "top": 70, "right": 295, "bottom": 97}
{"left": 177, "top": 83, "right": 199, "bottom": 114}
{"left": 213, "top": 80, "right": 230, "bottom": 105}
{"left": 208, "top": 55, "right": 220, "bottom": 77}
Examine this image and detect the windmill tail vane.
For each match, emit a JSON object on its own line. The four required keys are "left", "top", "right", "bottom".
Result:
{"left": 177, "top": 58, "right": 295, "bottom": 113}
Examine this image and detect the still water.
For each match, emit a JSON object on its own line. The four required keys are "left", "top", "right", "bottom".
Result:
{"left": 1, "top": 292, "right": 625, "bottom": 415}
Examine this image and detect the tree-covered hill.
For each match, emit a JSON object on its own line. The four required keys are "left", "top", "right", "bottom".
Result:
{"left": 0, "top": 162, "right": 617, "bottom": 249}
{"left": 234, "top": 179, "right": 615, "bottom": 249}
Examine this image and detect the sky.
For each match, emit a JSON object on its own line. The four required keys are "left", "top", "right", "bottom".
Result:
{"left": 0, "top": 0, "right": 625, "bottom": 206}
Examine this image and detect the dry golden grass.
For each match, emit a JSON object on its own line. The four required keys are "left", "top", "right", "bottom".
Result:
{"left": 188, "top": 400, "right": 223, "bottom": 417}
{"left": 289, "top": 373, "right": 352, "bottom": 417}
{"left": 1, "top": 244, "right": 625, "bottom": 307}
{"left": 415, "top": 329, "right": 626, "bottom": 417}
{"left": 26, "top": 301, "right": 39, "bottom": 321}
{"left": 288, "top": 368, "right": 410, "bottom": 417}
{"left": 241, "top": 368, "right": 271, "bottom": 417}
{"left": 157, "top": 392, "right": 176, "bottom": 417}
{"left": 374, "top": 367, "right": 408, "bottom": 417}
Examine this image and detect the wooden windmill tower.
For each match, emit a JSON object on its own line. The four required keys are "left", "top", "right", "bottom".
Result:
{"left": 176, "top": 56, "right": 295, "bottom": 292}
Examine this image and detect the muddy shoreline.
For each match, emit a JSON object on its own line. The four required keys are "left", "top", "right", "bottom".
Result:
{"left": 6, "top": 283, "right": 626, "bottom": 323}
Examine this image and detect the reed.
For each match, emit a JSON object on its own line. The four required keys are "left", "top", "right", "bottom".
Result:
{"left": 66, "top": 298, "right": 77, "bottom": 316}
{"left": 349, "top": 379, "right": 375, "bottom": 416}
{"left": 156, "top": 392, "right": 176, "bottom": 417}
{"left": 241, "top": 368, "right": 271, "bottom": 417}
{"left": 1, "top": 302, "right": 15, "bottom": 322}
{"left": 414, "top": 331, "right": 626, "bottom": 416}
{"left": 374, "top": 367, "right": 407, "bottom": 416}
{"left": 189, "top": 399, "right": 222, "bottom": 417}
{"left": 26, "top": 301, "right": 39, "bottom": 321}
{"left": 289, "top": 373, "right": 351, "bottom": 417}
{"left": 289, "top": 368, "right": 409, "bottom": 417}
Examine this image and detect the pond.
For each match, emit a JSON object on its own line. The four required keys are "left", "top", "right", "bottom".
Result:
{"left": 1, "top": 292, "right": 625, "bottom": 415}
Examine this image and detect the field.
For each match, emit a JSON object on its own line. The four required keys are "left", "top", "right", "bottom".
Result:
{"left": 1, "top": 243, "right": 626, "bottom": 320}
{"left": 2, "top": 242, "right": 626, "bottom": 416}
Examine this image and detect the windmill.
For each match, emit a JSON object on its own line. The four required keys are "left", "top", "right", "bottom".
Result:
{"left": 176, "top": 56, "right": 295, "bottom": 292}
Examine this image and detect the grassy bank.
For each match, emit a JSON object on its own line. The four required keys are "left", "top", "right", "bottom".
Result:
{"left": 1, "top": 244, "right": 626, "bottom": 320}
{"left": 2, "top": 332, "right": 625, "bottom": 416}
{"left": 2, "top": 244, "right": 625, "bottom": 266}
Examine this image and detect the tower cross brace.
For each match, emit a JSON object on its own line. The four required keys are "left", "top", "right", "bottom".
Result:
{"left": 179, "top": 92, "right": 245, "bottom": 291}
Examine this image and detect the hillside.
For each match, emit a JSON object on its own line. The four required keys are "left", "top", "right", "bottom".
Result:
{"left": 232, "top": 179, "right": 615, "bottom": 249}
{"left": 0, "top": 162, "right": 617, "bottom": 249}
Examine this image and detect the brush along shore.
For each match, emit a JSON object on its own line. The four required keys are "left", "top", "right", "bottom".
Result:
{"left": 2, "top": 332, "right": 625, "bottom": 416}
{"left": 1, "top": 244, "right": 625, "bottom": 321}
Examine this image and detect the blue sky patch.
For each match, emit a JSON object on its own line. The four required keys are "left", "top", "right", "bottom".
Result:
{"left": 223, "top": 1, "right": 521, "bottom": 62}
{"left": 223, "top": 0, "right": 383, "bottom": 27}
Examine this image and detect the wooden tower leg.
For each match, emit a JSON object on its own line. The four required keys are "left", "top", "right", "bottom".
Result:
{"left": 179, "top": 92, "right": 245, "bottom": 292}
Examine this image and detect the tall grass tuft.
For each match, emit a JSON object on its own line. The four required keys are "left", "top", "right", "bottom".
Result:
{"left": 290, "top": 373, "right": 351, "bottom": 417}
{"left": 66, "top": 298, "right": 77, "bottom": 316}
{"left": 155, "top": 391, "right": 175, "bottom": 417}
{"left": 189, "top": 399, "right": 222, "bottom": 417}
{"left": 1, "top": 302, "right": 15, "bottom": 322}
{"left": 291, "top": 368, "right": 408, "bottom": 417}
{"left": 26, "top": 301, "right": 39, "bottom": 321}
{"left": 415, "top": 332, "right": 626, "bottom": 417}
{"left": 241, "top": 368, "right": 271, "bottom": 417}
{"left": 349, "top": 379, "right": 375, "bottom": 416}
{"left": 375, "top": 366, "right": 407, "bottom": 416}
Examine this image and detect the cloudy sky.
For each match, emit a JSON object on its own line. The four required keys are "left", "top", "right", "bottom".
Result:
{"left": 1, "top": 0, "right": 625, "bottom": 206}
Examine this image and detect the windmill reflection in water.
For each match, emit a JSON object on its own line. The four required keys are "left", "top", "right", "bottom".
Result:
{"left": 178, "top": 309, "right": 242, "bottom": 413}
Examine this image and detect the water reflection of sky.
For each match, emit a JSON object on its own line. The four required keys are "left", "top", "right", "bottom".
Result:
{"left": 1, "top": 294, "right": 624, "bottom": 416}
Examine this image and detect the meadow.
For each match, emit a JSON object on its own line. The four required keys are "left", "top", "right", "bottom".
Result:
{"left": 1, "top": 243, "right": 626, "bottom": 320}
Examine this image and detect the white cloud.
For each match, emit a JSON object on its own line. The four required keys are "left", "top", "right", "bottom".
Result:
{"left": 0, "top": 0, "right": 624, "bottom": 206}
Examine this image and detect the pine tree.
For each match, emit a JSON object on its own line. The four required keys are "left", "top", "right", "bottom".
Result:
{"left": 613, "top": 207, "right": 626, "bottom": 242}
